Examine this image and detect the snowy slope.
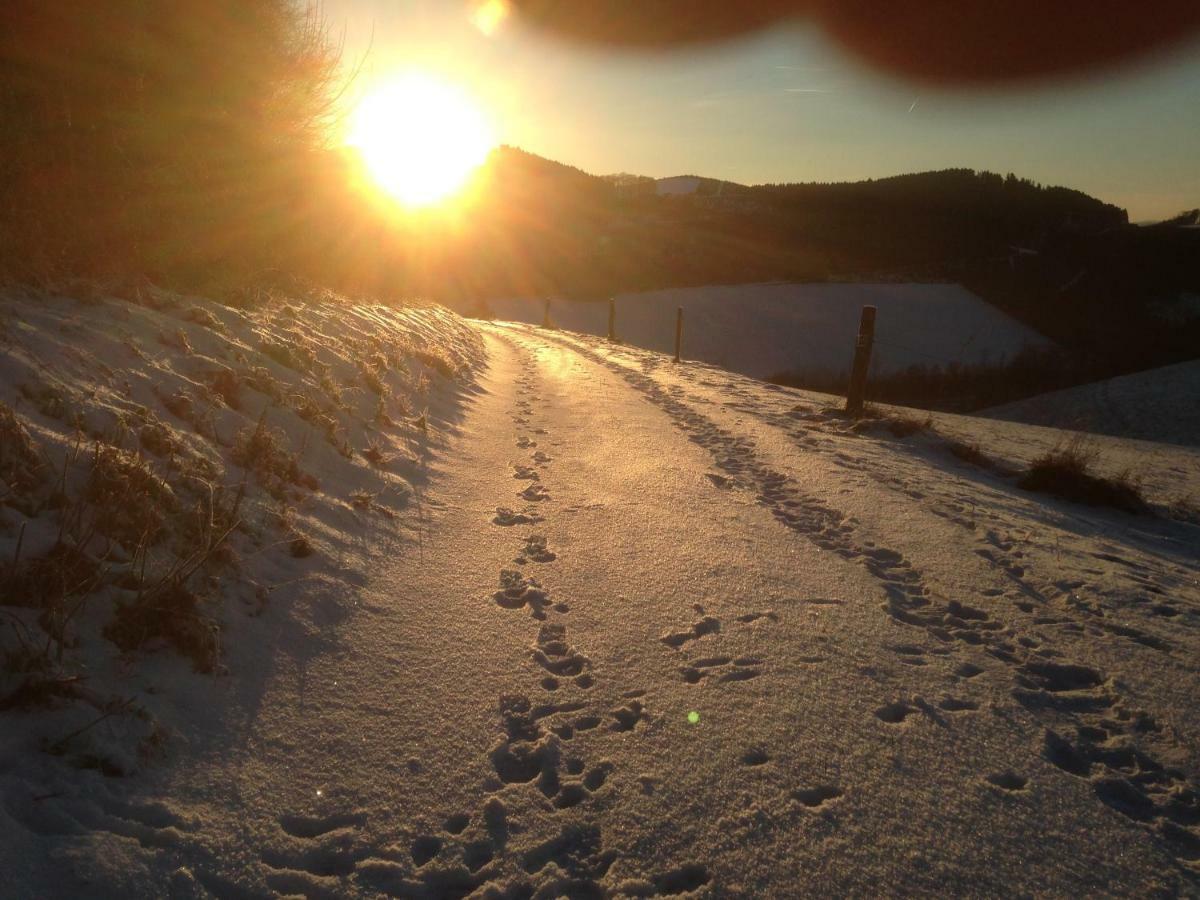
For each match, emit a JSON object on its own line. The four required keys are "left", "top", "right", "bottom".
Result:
{"left": 982, "top": 359, "right": 1200, "bottom": 447}
{"left": 2, "top": 315, "right": 1198, "bottom": 898}
{"left": 485, "top": 283, "right": 1052, "bottom": 381}
{"left": 0, "top": 285, "right": 484, "bottom": 825}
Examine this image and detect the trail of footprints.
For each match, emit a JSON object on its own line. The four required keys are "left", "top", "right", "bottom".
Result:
{"left": 542, "top": 329, "right": 1200, "bottom": 873}
{"left": 353, "top": 343, "right": 709, "bottom": 898}
{"left": 677, "top": 356, "right": 1200, "bottom": 863}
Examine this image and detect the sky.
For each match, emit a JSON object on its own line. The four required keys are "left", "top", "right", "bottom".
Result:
{"left": 323, "top": 0, "right": 1200, "bottom": 221}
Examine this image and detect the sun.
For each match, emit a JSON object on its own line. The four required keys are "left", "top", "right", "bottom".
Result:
{"left": 347, "top": 72, "right": 496, "bottom": 209}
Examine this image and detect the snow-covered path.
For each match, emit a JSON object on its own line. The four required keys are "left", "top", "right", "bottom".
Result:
{"left": 8, "top": 323, "right": 1200, "bottom": 897}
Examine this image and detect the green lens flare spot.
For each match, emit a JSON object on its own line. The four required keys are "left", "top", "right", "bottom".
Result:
{"left": 687, "top": 711, "right": 700, "bottom": 725}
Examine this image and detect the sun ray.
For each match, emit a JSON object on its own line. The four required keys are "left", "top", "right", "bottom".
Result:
{"left": 347, "top": 72, "right": 496, "bottom": 209}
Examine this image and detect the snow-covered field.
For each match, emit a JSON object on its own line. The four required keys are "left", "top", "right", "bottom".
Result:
{"left": 3, "top": 306, "right": 1199, "bottom": 898}
{"left": 983, "top": 359, "right": 1200, "bottom": 448}
{"left": 484, "top": 283, "right": 1051, "bottom": 380}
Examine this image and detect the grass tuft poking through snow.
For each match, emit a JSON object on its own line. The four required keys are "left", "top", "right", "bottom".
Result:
{"left": 1018, "top": 437, "right": 1147, "bottom": 514}
{"left": 0, "top": 284, "right": 483, "bottom": 773}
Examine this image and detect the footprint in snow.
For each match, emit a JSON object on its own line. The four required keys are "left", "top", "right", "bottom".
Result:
{"left": 516, "top": 534, "right": 556, "bottom": 564}
{"left": 520, "top": 484, "right": 551, "bottom": 502}
{"left": 493, "top": 507, "right": 543, "bottom": 526}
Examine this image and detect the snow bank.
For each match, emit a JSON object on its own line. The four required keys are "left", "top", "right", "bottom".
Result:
{"left": 0, "top": 285, "right": 483, "bottom": 777}
{"left": 485, "top": 282, "right": 1051, "bottom": 380}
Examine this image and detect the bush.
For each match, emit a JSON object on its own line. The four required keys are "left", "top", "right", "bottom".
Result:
{"left": 1018, "top": 439, "right": 1146, "bottom": 514}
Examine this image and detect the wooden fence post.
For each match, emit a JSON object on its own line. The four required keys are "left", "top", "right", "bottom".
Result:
{"left": 608, "top": 297, "right": 616, "bottom": 341}
{"left": 542, "top": 298, "right": 551, "bottom": 328}
{"left": 845, "top": 305, "right": 876, "bottom": 416}
{"left": 674, "top": 306, "right": 683, "bottom": 363}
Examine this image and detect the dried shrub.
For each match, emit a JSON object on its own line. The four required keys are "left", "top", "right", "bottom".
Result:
{"left": 361, "top": 364, "right": 387, "bottom": 396}
{"left": 19, "top": 381, "right": 68, "bottom": 420}
{"left": 7, "top": 542, "right": 101, "bottom": 610}
{"left": 243, "top": 366, "right": 283, "bottom": 401}
{"left": 0, "top": 663, "right": 80, "bottom": 711}
{"left": 158, "top": 328, "right": 192, "bottom": 353}
{"left": 259, "top": 336, "right": 317, "bottom": 375}
{"left": 886, "top": 414, "right": 933, "bottom": 438}
{"left": 848, "top": 406, "right": 931, "bottom": 438}
{"left": 1018, "top": 439, "right": 1146, "bottom": 514}
{"left": 0, "top": 401, "right": 44, "bottom": 494}
{"left": 85, "top": 445, "right": 177, "bottom": 545}
{"left": 319, "top": 373, "right": 343, "bottom": 406}
{"left": 161, "top": 390, "right": 194, "bottom": 422}
{"left": 415, "top": 349, "right": 457, "bottom": 380}
{"left": 946, "top": 439, "right": 993, "bottom": 469}
{"left": 183, "top": 306, "right": 224, "bottom": 332}
{"left": 138, "top": 419, "right": 178, "bottom": 457}
{"left": 362, "top": 439, "right": 387, "bottom": 466}
{"left": 232, "top": 420, "right": 316, "bottom": 493}
{"left": 1167, "top": 496, "right": 1200, "bottom": 526}
{"left": 105, "top": 580, "right": 219, "bottom": 673}
{"left": 207, "top": 369, "right": 241, "bottom": 410}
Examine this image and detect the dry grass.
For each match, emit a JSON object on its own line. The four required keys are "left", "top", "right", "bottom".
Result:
{"left": 946, "top": 439, "right": 996, "bottom": 471}
{"left": 885, "top": 414, "right": 934, "bottom": 438}
{"left": 182, "top": 306, "right": 224, "bottom": 332}
{"left": 7, "top": 542, "right": 101, "bottom": 611}
{"left": 105, "top": 579, "right": 219, "bottom": 673}
{"left": 1167, "top": 495, "right": 1200, "bottom": 526}
{"left": 138, "top": 417, "right": 180, "bottom": 457}
{"left": 231, "top": 418, "right": 317, "bottom": 495}
{"left": 207, "top": 368, "right": 242, "bottom": 410}
{"left": 0, "top": 401, "right": 44, "bottom": 494}
{"left": 85, "top": 444, "right": 177, "bottom": 546}
{"left": 848, "top": 403, "right": 932, "bottom": 438}
{"left": 1018, "top": 438, "right": 1146, "bottom": 514}
{"left": 415, "top": 348, "right": 458, "bottom": 380}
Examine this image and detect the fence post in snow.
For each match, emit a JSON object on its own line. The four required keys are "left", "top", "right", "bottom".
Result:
{"left": 542, "top": 298, "right": 551, "bottom": 328}
{"left": 674, "top": 306, "right": 683, "bottom": 363}
{"left": 845, "top": 305, "right": 877, "bottom": 416}
{"left": 608, "top": 297, "right": 616, "bottom": 341}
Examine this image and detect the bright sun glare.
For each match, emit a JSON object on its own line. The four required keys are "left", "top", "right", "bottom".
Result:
{"left": 347, "top": 73, "right": 496, "bottom": 209}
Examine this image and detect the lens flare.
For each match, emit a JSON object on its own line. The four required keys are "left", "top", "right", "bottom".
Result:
{"left": 347, "top": 72, "right": 496, "bottom": 209}
{"left": 471, "top": 0, "right": 510, "bottom": 37}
